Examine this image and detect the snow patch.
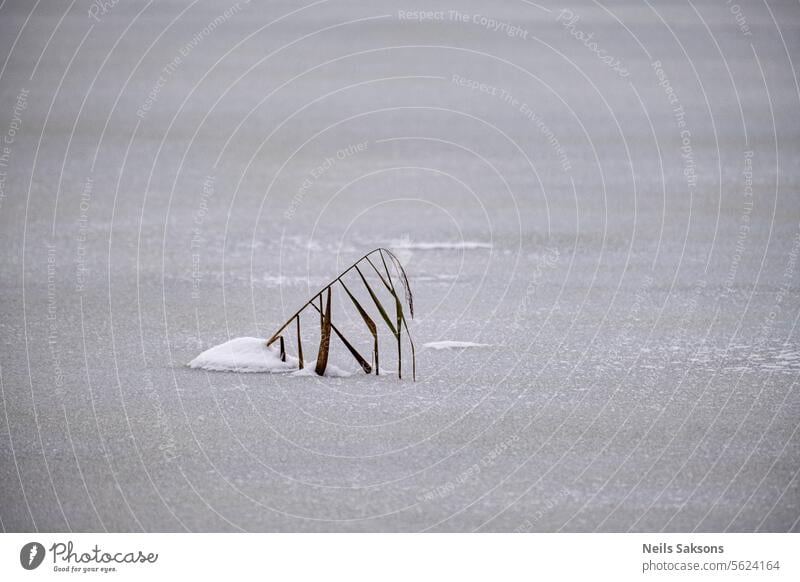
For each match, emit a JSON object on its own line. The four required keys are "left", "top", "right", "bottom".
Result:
{"left": 412, "top": 274, "right": 459, "bottom": 283}
{"left": 390, "top": 240, "right": 492, "bottom": 251}
{"left": 260, "top": 275, "right": 326, "bottom": 288}
{"left": 423, "top": 341, "right": 492, "bottom": 350}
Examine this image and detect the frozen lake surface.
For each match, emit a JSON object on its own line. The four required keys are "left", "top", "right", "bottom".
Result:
{"left": 0, "top": 0, "right": 798, "bottom": 531}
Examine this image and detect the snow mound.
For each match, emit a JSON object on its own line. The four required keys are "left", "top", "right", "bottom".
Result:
{"left": 188, "top": 337, "right": 354, "bottom": 377}
{"left": 188, "top": 337, "right": 298, "bottom": 373}
{"left": 423, "top": 341, "right": 492, "bottom": 350}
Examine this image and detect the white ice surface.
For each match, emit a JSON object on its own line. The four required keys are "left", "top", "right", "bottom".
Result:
{"left": 423, "top": 341, "right": 492, "bottom": 350}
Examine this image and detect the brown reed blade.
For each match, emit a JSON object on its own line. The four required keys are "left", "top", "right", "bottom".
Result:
{"left": 339, "top": 280, "right": 379, "bottom": 374}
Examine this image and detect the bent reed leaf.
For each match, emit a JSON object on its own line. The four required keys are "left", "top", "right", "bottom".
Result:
{"left": 265, "top": 248, "right": 415, "bottom": 379}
